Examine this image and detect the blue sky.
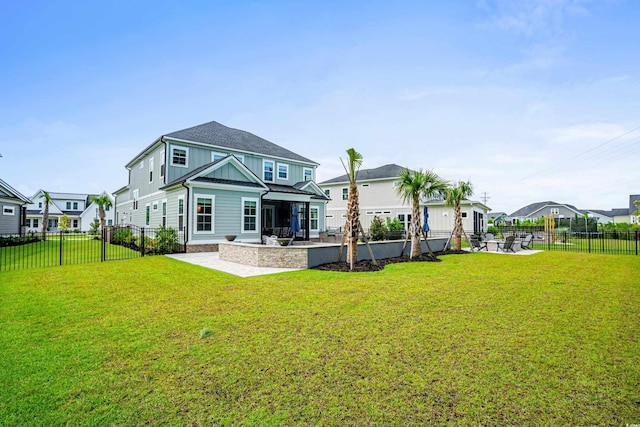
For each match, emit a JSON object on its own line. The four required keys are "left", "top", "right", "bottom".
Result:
{"left": 1, "top": 0, "right": 639, "bottom": 214}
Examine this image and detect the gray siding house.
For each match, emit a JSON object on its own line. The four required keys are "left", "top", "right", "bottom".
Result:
{"left": 0, "top": 178, "right": 31, "bottom": 236}
{"left": 114, "top": 121, "right": 328, "bottom": 252}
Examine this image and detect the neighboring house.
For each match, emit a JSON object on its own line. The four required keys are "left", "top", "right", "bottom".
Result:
{"left": 0, "top": 178, "right": 31, "bottom": 236}
{"left": 318, "top": 163, "right": 490, "bottom": 235}
{"left": 507, "top": 201, "right": 584, "bottom": 224}
{"left": 113, "top": 120, "right": 328, "bottom": 252}
{"left": 319, "top": 164, "right": 414, "bottom": 231}
{"left": 488, "top": 211, "right": 507, "bottom": 225}
{"left": 423, "top": 197, "right": 491, "bottom": 236}
{"left": 25, "top": 191, "right": 115, "bottom": 232}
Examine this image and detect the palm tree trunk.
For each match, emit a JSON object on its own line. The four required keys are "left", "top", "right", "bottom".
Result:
{"left": 42, "top": 205, "right": 49, "bottom": 242}
{"left": 410, "top": 196, "right": 421, "bottom": 258}
{"left": 346, "top": 182, "right": 359, "bottom": 265}
{"left": 99, "top": 206, "right": 106, "bottom": 230}
{"left": 453, "top": 202, "right": 462, "bottom": 251}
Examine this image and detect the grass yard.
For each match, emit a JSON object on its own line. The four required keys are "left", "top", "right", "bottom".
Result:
{"left": 1, "top": 252, "right": 639, "bottom": 425}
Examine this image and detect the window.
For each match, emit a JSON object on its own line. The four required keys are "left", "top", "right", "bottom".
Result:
{"left": 66, "top": 202, "right": 71, "bottom": 209}
{"left": 72, "top": 219, "right": 78, "bottom": 228}
{"left": 342, "top": 188, "right": 348, "bottom": 200}
{"left": 108, "top": 220, "right": 113, "bottom": 226}
{"left": 178, "top": 198, "right": 184, "bottom": 231}
{"left": 149, "top": 158, "right": 154, "bottom": 183}
{"left": 324, "top": 189, "right": 330, "bottom": 197}
{"left": 38, "top": 202, "right": 42, "bottom": 208}
{"left": 263, "top": 160, "right": 274, "bottom": 182}
{"left": 234, "top": 154, "right": 244, "bottom": 163}
{"left": 145, "top": 205, "right": 150, "bottom": 226}
{"left": 153, "top": 202, "right": 158, "bottom": 211}
{"left": 277, "top": 163, "right": 288, "bottom": 180}
{"left": 2, "top": 206, "right": 15, "bottom": 216}
{"left": 195, "top": 196, "right": 213, "bottom": 232}
{"left": 162, "top": 200, "right": 167, "bottom": 227}
{"left": 73, "top": 202, "right": 78, "bottom": 210}
{"left": 32, "top": 219, "right": 39, "bottom": 228}
{"left": 550, "top": 208, "right": 559, "bottom": 215}
{"left": 461, "top": 212, "right": 468, "bottom": 218}
{"left": 212, "top": 152, "right": 226, "bottom": 162}
{"left": 366, "top": 211, "right": 374, "bottom": 215}
{"left": 105, "top": 205, "right": 110, "bottom": 211}
{"left": 171, "top": 147, "right": 188, "bottom": 167}
{"left": 310, "top": 207, "right": 319, "bottom": 231}
{"left": 303, "top": 168, "right": 313, "bottom": 181}
{"left": 140, "top": 160, "right": 144, "bottom": 169}
{"left": 160, "top": 149, "right": 165, "bottom": 178}
{"left": 362, "top": 184, "right": 369, "bottom": 188}
{"left": 132, "top": 189, "right": 139, "bottom": 210}
{"left": 242, "top": 198, "right": 258, "bottom": 232}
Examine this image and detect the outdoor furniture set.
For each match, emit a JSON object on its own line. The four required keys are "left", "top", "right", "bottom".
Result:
{"left": 470, "top": 233, "right": 533, "bottom": 253}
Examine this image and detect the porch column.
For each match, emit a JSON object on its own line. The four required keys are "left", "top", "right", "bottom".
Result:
{"left": 304, "top": 201, "right": 310, "bottom": 241}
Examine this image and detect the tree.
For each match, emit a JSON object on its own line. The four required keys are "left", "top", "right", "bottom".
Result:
{"left": 396, "top": 169, "right": 449, "bottom": 258}
{"left": 341, "top": 148, "right": 364, "bottom": 267}
{"left": 445, "top": 180, "right": 474, "bottom": 252}
{"left": 59, "top": 214, "right": 71, "bottom": 233}
{"left": 90, "top": 193, "right": 113, "bottom": 230}
{"left": 41, "top": 191, "right": 52, "bottom": 241}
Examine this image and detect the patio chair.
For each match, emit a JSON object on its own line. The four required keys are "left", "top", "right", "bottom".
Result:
{"left": 520, "top": 234, "right": 533, "bottom": 250}
{"left": 497, "top": 235, "right": 516, "bottom": 253}
{"left": 470, "top": 238, "right": 487, "bottom": 252}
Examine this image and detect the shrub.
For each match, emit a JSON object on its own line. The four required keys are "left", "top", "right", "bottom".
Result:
{"left": 369, "top": 216, "right": 386, "bottom": 241}
{"left": 385, "top": 217, "right": 404, "bottom": 231}
{"left": 155, "top": 226, "right": 179, "bottom": 253}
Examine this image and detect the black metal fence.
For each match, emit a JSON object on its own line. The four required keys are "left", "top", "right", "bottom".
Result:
{"left": 428, "top": 227, "right": 639, "bottom": 255}
{"left": 0, "top": 225, "right": 186, "bottom": 272}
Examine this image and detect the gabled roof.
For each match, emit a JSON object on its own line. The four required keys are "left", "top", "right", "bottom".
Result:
{"left": 164, "top": 121, "right": 317, "bottom": 165}
{"left": 509, "top": 201, "right": 581, "bottom": 218}
{"left": 630, "top": 195, "right": 640, "bottom": 212}
{"left": 319, "top": 164, "right": 411, "bottom": 185}
{"left": 0, "top": 178, "right": 31, "bottom": 204}
{"left": 161, "top": 155, "right": 268, "bottom": 191}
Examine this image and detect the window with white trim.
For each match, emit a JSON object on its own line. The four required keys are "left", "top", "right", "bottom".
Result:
{"left": 234, "top": 154, "right": 244, "bottom": 163}
{"left": 178, "top": 197, "right": 184, "bottom": 231}
{"left": 277, "top": 163, "right": 288, "bottom": 180}
{"left": 145, "top": 204, "right": 150, "bottom": 226}
{"left": 153, "top": 202, "right": 158, "bottom": 211}
{"left": 303, "top": 168, "right": 313, "bottom": 181}
{"left": 66, "top": 202, "right": 71, "bottom": 209}
{"left": 132, "top": 189, "right": 139, "bottom": 210}
{"left": 242, "top": 198, "right": 258, "bottom": 232}
{"left": 149, "top": 158, "right": 154, "bottom": 183}
{"left": 73, "top": 202, "right": 78, "bottom": 210}
{"left": 342, "top": 188, "right": 348, "bottom": 200}
{"left": 212, "top": 152, "right": 227, "bottom": 162}
{"left": 550, "top": 208, "right": 559, "bottom": 215}
{"left": 324, "top": 189, "right": 330, "bottom": 197}
{"left": 195, "top": 196, "right": 214, "bottom": 232}
{"left": 263, "top": 160, "right": 274, "bottom": 182}
{"left": 310, "top": 207, "right": 319, "bottom": 231}
{"left": 160, "top": 149, "right": 165, "bottom": 178}
{"left": 32, "top": 218, "right": 39, "bottom": 228}
{"left": 2, "top": 206, "right": 15, "bottom": 216}
{"left": 171, "top": 146, "right": 188, "bottom": 167}
{"left": 162, "top": 200, "right": 167, "bottom": 227}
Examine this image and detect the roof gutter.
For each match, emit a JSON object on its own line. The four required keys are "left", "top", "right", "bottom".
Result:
{"left": 181, "top": 180, "right": 189, "bottom": 249}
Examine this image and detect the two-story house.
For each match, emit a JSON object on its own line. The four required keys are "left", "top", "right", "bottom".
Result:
{"left": 319, "top": 163, "right": 490, "bottom": 235}
{"left": 113, "top": 120, "right": 328, "bottom": 252}
{"left": 25, "top": 191, "right": 115, "bottom": 232}
{"left": 0, "top": 178, "right": 31, "bottom": 236}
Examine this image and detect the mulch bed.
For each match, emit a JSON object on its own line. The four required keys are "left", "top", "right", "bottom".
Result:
{"left": 311, "top": 250, "right": 467, "bottom": 272}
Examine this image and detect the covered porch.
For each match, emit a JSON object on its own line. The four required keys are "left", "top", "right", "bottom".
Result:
{"left": 261, "top": 184, "right": 317, "bottom": 241}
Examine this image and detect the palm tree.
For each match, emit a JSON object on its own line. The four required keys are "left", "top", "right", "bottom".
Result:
{"left": 445, "top": 180, "right": 474, "bottom": 252}
{"left": 396, "top": 169, "right": 449, "bottom": 258}
{"left": 341, "top": 148, "right": 363, "bottom": 267}
{"left": 90, "top": 193, "right": 113, "bottom": 230}
{"left": 41, "top": 191, "right": 52, "bottom": 241}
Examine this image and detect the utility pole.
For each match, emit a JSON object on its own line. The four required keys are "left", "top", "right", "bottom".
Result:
{"left": 480, "top": 192, "right": 490, "bottom": 205}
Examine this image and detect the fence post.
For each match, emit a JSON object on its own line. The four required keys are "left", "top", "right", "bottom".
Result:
{"left": 141, "top": 227, "right": 145, "bottom": 257}
{"left": 587, "top": 231, "right": 591, "bottom": 254}
{"left": 101, "top": 227, "right": 106, "bottom": 262}
{"left": 59, "top": 231, "right": 63, "bottom": 266}
{"left": 636, "top": 230, "right": 638, "bottom": 256}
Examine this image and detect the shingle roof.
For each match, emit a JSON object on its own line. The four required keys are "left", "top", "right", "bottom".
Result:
{"left": 0, "top": 178, "right": 31, "bottom": 203}
{"left": 509, "top": 201, "right": 581, "bottom": 217}
{"left": 165, "top": 121, "right": 316, "bottom": 164}
{"left": 318, "top": 164, "right": 411, "bottom": 185}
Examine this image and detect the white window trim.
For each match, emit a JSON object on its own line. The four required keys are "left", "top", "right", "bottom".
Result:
{"left": 310, "top": 207, "right": 319, "bottom": 231}
{"left": 160, "top": 149, "right": 165, "bottom": 177}
{"left": 194, "top": 194, "right": 215, "bottom": 234}
{"left": 342, "top": 187, "right": 348, "bottom": 200}
{"left": 212, "top": 152, "right": 227, "bottom": 162}
{"left": 145, "top": 204, "right": 150, "bottom": 226}
{"left": 132, "top": 189, "right": 139, "bottom": 211}
{"left": 234, "top": 154, "right": 244, "bottom": 163}
{"left": 241, "top": 197, "right": 259, "bottom": 233}
{"left": 171, "top": 146, "right": 189, "bottom": 168}
{"left": 303, "top": 167, "right": 313, "bottom": 181}
{"left": 277, "top": 163, "right": 289, "bottom": 180}
{"left": 153, "top": 201, "right": 158, "bottom": 211}
{"left": 2, "top": 205, "right": 16, "bottom": 216}
{"left": 263, "top": 160, "right": 275, "bottom": 182}
{"left": 149, "top": 158, "right": 154, "bottom": 183}
{"left": 140, "top": 160, "right": 144, "bottom": 169}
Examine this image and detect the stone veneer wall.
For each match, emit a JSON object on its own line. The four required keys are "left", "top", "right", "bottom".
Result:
{"left": 186, "top": 243, "right": 219, "bottom": 253}
{"left": 219, "top": 243, "right": 309, "bottom": 269}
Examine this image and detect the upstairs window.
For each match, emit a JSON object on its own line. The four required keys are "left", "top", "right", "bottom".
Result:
{"left": 73, "top": 202, "right": 78, "bottom": 210}
{"left": 2, "top": 206, "right": 15, "bottom": 216}
{"left": 160, "top": 149, "right": 165, "bottom": 178}
{"left": 263, "top": 160, "right": 274, "bottom": 182}
{"left": 324, "top": 189, "right": 330, "bottom": 197}
{"left": 304, "top": 168, "right": 313, "bottom": 181}
{"left": 342, "top": 188, "right": 348, "bottom": 200}
{"left": 171, "top": 147, "right": 188, "bottom": 167}
{"left": 277, "top": 163, "right": 288, "bottom": 180}
{"left": 132, "top": 189, "right": 139, "bottom": 210}
{"left": 66, "top": 202, "right": 71, "bottom": 209}
{"left": 149, "top": 158, "right": 154, "bottom": 183}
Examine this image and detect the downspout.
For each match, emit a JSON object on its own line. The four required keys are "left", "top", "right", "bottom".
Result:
{"left": 181, "top": 181, "right": 190, "bottom": 249}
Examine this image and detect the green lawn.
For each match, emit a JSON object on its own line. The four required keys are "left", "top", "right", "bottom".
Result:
{"left": 1, "top": 252, "right": 638, "bottom": 425}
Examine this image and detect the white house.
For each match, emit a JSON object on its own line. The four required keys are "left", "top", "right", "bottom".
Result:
{"left": 25, "top": 191, "right": 115, "bottom": 232}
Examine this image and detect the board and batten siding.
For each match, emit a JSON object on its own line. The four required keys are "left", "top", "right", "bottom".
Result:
{"left": 0, "top": 201, "right": 22, "bottom": 234}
